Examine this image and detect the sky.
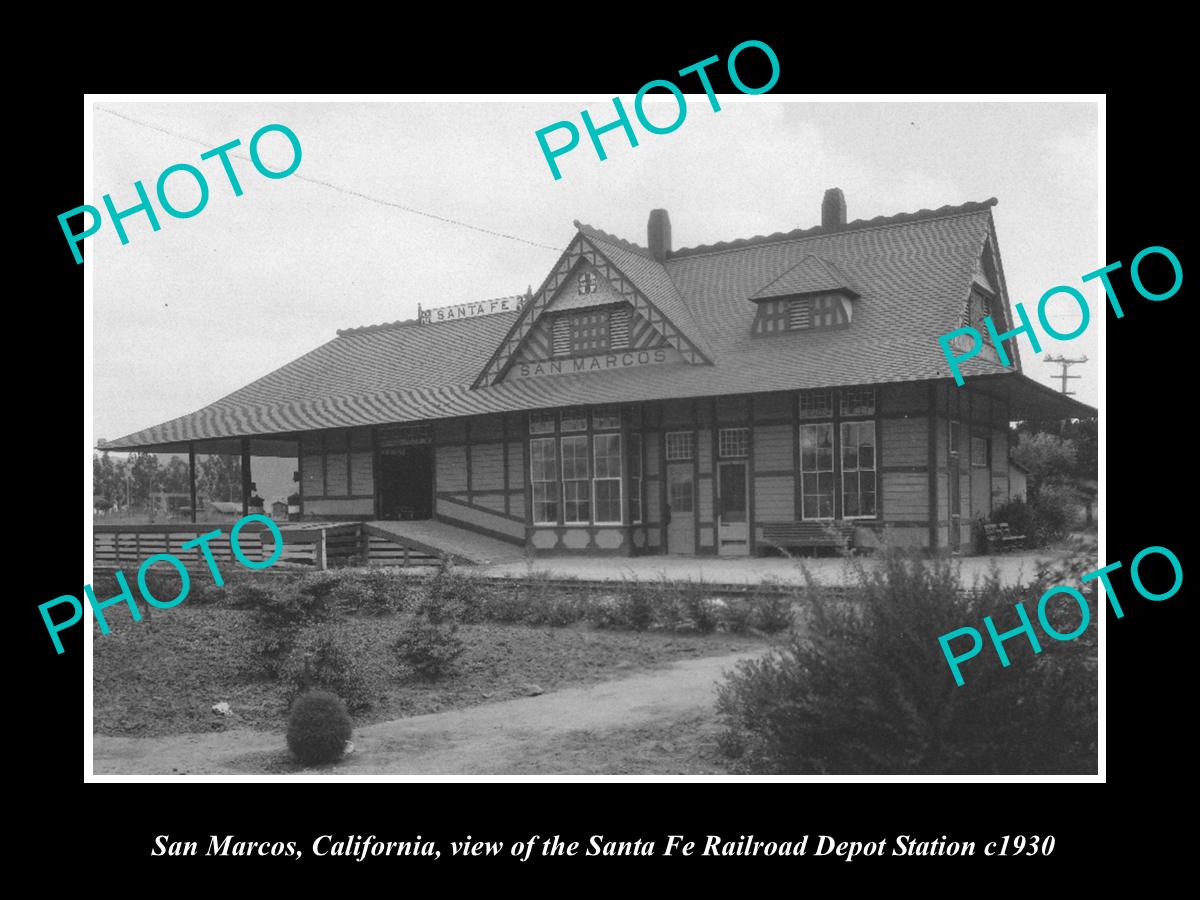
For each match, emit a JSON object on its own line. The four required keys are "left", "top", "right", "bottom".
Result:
{"left": 91, "top": 99, "right": 1100, "bottom": 499}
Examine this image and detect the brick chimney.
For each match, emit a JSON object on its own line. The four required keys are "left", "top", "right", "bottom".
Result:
{"left": 822, "top": 188, "right": 847, "bottom": 230}
{"left": 647, "top": 209, "right": 671, "bottom": 262}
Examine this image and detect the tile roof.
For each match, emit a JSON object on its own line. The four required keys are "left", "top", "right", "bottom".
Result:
{"left": 102, "top": 198, "right": 1093, "bottom": 451}
{"left": 749, "top": 254, "right": 859, "bottom": 301}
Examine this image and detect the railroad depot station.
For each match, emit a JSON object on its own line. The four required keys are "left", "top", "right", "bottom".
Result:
{"left": 100, "top": 189, "right": 1094, "bottom": 562}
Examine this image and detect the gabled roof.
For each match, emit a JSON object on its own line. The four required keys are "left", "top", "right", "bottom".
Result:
{"left": 749, "top": 254, "right": 859, "bottom": 301}
{"left": 573, "top": 223, "right": 714, "bottom": 360}
{"left": 101, "top": 197, "right": 1095, "bottom": 452}
{"left": 471, "top": 227, "right": 713, "bottom": 387}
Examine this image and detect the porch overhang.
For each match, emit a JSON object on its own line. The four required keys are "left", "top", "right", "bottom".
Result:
{"left": 963, "top": 370, "right": 1096, "bottom": 420}
{"left": 95, "top": 435, "right": 301, "bottom": 458}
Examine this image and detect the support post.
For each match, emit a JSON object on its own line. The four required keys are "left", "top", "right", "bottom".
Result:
{"left": 188, "top": 442, "right": 197, "bottom": 524}
{"left": 241, "top": 438, "right": 252, "bottom": 517}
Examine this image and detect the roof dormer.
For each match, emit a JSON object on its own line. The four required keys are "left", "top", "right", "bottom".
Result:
{"left": 749, "top": 254, "right": 860, "bottom": 337}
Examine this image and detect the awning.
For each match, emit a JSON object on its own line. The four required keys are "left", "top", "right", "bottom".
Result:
{"left": 965, "top": 370, "right": 1096, "bottom": 420}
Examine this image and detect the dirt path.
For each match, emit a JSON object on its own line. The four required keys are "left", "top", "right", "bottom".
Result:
{"left": 93, "top": 648, "right": 765, "bottom": 775}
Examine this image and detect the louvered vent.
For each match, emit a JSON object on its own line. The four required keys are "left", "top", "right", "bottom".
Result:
{"left": 552, "top": 316, "right": 570, "bottom": 357}
{"left": 610, "top": 306, "right": 630, "bottom": 349}
{"left": 789, "top": 299, "right": 811, "bottom": 330}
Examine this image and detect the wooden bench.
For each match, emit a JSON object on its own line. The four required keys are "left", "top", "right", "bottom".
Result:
{"left": 761, "top": 522, "right": 856, "bottom": 554}
{"left": 983, "top": 522, "right": 1026, "bottom": 553}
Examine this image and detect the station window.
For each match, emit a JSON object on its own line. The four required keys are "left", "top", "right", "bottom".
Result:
{"left": 718, "top": 427, "right": 749, "bottom": 458}
{"left": 665, "top": 431, "right": 694, "bottom": 461}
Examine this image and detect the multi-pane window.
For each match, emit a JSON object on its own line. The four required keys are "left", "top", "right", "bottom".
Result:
{"left": 665, "top": 431, "right": 694, "bottom": 460}
{"left": 718, "top": 427, "right": 749, "bottom": 458}
{"left": 841, "top": 421, "right": 877, "bottom": 518}
{"left": 578, "top": 271, "right": 597, "bottom": 294}
{"left": 799, "top": 423, "right": 835, "bottom": 519}
{"left": 798, "top": 389, "right": 833, "bottom": 419}
{"left": 669, "top": 473, "right": 694, "bottom": 513}
{"left": 593, "top": 434, "right": 623, "bottom": 523}
{"left": 754, "top": 299, "right": 790, "bottom": 334}
{"left": 592, "top": 406, "right": 621, "bottom": 430}
{"left": 570, "top": 310, "right": 610, "bottom": 355}
{"left": 811, "top": 294, "right": 842, "bottom": 328}
{"left": 841, "top": 387, "right": 875, "bottom": 416}
{"left": 560, "top": 410, "right": 587, "bottom": 433}
{"left": 971, "top": 436, "right": 989, "bottom": 468}
{"left": 530, "top": 412, "right": 556, "bottom": 435}
{"left": 530, "top": 438, "right": 559, "bottom": 524}
{"left": 628, "top": 433, "right": 643, "bottom": 523}
{"left": 561, "top": 436, "right": 590, "bottom": 524}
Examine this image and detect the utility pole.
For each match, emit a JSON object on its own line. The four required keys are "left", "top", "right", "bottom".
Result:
{"left": 1043, "top": 354, "right": 1087, "bottom": 395}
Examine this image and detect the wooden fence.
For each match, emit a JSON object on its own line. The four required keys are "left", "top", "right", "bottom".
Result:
{"left": 92, "top": 522, "right": 445, "bottom": 572}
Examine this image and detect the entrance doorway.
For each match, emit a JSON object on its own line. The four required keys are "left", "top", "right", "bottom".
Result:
{"left": 379, "top": 446, "right": 433, "bottom": 520}
{"left": 717, "top": 461, "right": 749, "bottom": 556}
{"left": 666, "top": 463, "right": 696, "bottom": 554}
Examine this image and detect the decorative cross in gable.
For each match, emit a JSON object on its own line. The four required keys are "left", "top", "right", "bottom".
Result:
{"left": 577, "top": 271, "right": 597, "bottom": 294}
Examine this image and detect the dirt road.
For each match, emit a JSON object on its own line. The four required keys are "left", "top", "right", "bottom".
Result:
{"left": 93, "top": 648, "right": 765, "bottom": 776}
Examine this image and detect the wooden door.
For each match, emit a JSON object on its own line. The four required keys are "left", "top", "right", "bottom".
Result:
{"left": 666, "top": 463, "right": 696, "bottom": 554}
{"left": 718, "top": 461, "right": 750, "bottom": 556}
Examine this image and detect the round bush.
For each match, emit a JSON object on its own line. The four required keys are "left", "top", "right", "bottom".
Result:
{"left": 286, "top": 690, "right": 353, "bottom": 766}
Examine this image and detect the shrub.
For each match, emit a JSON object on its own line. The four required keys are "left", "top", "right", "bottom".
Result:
{"left": 720, "top": 597, "right": 754, "bottom": 634}
{"left": 621, "top": 580, "right": 656, "bottom": 632}
{"left": 678, "top": 581, "right": 718, "bottom": 634}
{"left": 241, "top": 575, "right": 343, "bottom": 678}
{"left": 393, "top": 616, "right": 465, "bottom": 680}
{"left": 218, "top": 575, "right": 282, "bottom": 609}
{"left": 286, "top": 690, "right": 353, "bottom": 766}
{"left": 990, "top": 488, "right": 1075, "bottom": 548}
{"left": 753, "top": 592, "right": 796, "bottom": 635}
{"left": 333, "top": 569, "right": 413, "bottom": 616}
{"left": 482, "top": 587, "right": 527, "bottom": 624}
{"left": 588, "top": 594, "right": 630, "bottom": 630}
{"left": 419, "top": 561, "right": 483, "bottom": 623}
{"left": 715, "top": 549, "right": 1097, "bottom": 774}
{"left": 281, "top": 625, "right": 372, "bottom": 710}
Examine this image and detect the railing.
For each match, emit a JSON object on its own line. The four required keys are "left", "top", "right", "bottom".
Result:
{"left": 92, "top": 522, "right": 445, "bottom": 572}
{"left": 93, "top": 523, "right": 279, "bottom": 571}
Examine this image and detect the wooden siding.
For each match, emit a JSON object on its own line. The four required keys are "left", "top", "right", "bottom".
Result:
{"left": 506, "top": 441, "right": 525, "bottom": 489}
{"left": 470, "top": 443, "right": 505, "bottom": 490}
{"left": 435, "top": 497, "right": 525, "bottom": 539}
{"left": 753, "top": 423, "right": 792, "bottom": 470}
{"left": 436, "top": 445, "right": 469, "bottom": 492}
{"left": 325, "top": 453, "right": 348, "bottom": 496}
{"left": 697, "top": 429, "right": 713, "bottom": 474}
{"left": 880, "top": 416, "right": 927, "bottom": 467}
{"left": 881, "top": 381, "right": 928, "bottom": 413}
{"left": 754, "top": 392, "right": 793, "bottom": 420}
{"left": 350, "top": 451, "right": 373, "bottom": 494}
{"left": 306, "top": 497, "right": 374, "bottom": 516}
{"left": 754, "top": 475, "right": 794, "bottom": 522}
{"left": 301, "top": 454, "right": 323, "bottom": 496}
{"left": 882, "top": 472, "right": 929, "bottom": 521}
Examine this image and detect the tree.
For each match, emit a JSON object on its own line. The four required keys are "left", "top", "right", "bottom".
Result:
{"left": 198, "top": 454, "right": 241, "bottom": 502}
{"left": 160, "top": 456, "right": 191, "bottom": 494}
{"left": 127, "top": 452, "right": 160, "bottom": 507}
{"left": 1011, "top": 431, "right": 1076, "bottom": 498}
{"left": 93, "top": 452, "right": 117, "bottom": 505}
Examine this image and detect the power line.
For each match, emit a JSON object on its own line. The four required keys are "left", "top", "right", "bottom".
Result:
{"left": 94, "top": 106, "right": 563, "bottom": 253}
